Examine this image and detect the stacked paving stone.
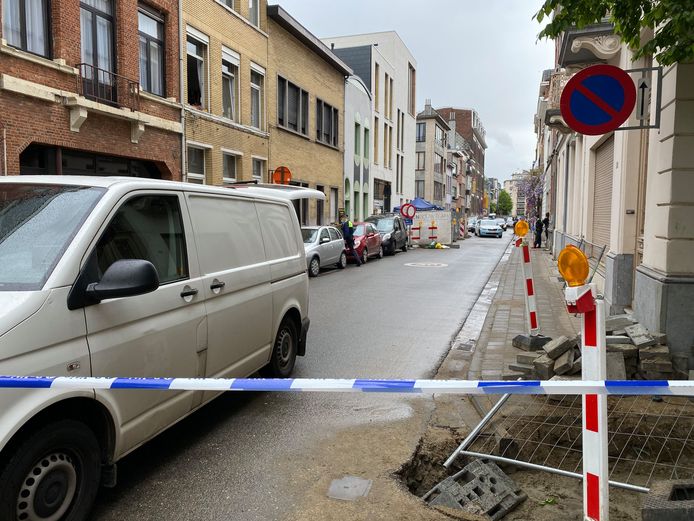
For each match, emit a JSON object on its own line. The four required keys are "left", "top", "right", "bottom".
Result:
{"left": 507, "top": 314, "right": 686, "bottom": 381}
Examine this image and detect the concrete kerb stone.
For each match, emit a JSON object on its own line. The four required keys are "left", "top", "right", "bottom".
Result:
{"left": 554, "top": 348, "right": 575, "bottom": 375}
{"left": 512, "top": 334, "right": 552, "bottom": 352}
{"left": 625, "top": 323, "right": 657, "bottom": 348}
{"left": 533, "top": 354, "right": 555, "bottom": 380}
{"left": 605, "top": 314, "right": 637, "bottom": 333}
{"left": 541, "top": 335, "right": 575, "bottom": 360}
{"left": 639, "top": 344, "right": 671, "bottom": 361}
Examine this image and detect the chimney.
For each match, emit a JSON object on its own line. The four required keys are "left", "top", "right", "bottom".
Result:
{"left": 425, "top": 98, "right": 431, "bottom": 112}
{"left": 331, "top": 43, "right": 335, "bottom": 50}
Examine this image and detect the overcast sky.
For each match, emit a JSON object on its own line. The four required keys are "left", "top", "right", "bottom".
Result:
{"left": 276, "top": 0, "right": 555, "bottom": 183}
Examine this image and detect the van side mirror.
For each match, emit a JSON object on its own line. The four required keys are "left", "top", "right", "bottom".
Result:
{"left": 85, "top": 259, "right": 159, "bottom": 303}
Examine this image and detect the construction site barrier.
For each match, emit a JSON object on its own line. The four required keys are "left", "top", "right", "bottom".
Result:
{"left": 0, "top": 376, "right": 691, "bottom": 394}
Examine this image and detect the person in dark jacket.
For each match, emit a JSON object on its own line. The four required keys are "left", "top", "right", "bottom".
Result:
{"left": 534, "top": 215, "right": 544, "bottom": 248}
{"left": 341, "top": 215, "right": 361, "bottom": 266}
{"left": 543, "top": 212, "right": 550, "bottom": 245}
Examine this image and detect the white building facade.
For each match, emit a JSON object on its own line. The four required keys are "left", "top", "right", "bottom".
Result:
{"left": 343, "top": 76, "right": 373, "bottom": 221}
{"left": 323, "top": 31, "right": 417, "bottom": 214}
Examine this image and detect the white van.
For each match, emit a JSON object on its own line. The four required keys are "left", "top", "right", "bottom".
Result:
{"left": 0, "top": 176, "right": 315, "bottom": 521}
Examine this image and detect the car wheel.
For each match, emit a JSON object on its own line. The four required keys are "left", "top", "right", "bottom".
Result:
{"left": 378, "top": 245, "right": 384, "bottom": 259}
{"left": 361, "top": 248, "right": 368, "bottom": 264}
{"left": 261, "top": 317, "right": 298, "bottom": 377}
{"left": 336, "top": 252, "right": 347, "bottom": 269}
{"left": 401, "top": 241, "right": 407, "bottom": 253}
{"left": 308, "top": 256, "right": 320, "bottom": 277}
{"left": 0, "top": 419, "right": 101, "bottom": 521}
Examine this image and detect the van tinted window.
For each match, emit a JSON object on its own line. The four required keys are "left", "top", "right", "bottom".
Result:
{"left": 95, "top": 195, "right": 189, "bottom": 284}
{"left": 0, "top": 184, "right": 104, "bottom": 290}
{"left": 256, "top": 201, "right": 299, "bottom": 260}
{"left": 187, "top": 195, "right": 265, "bottom": 272}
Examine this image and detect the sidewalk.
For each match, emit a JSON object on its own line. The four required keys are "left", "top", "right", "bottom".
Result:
{"left": 468, "top": 241, "right": 580, "bottom": 381}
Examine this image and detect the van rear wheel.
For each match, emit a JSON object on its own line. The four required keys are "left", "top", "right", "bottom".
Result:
{"left": 0, "top": 420, "right": 101, "bottom": 521}
{"left": 262, "top": 318, "right": 298, "bottom": 378}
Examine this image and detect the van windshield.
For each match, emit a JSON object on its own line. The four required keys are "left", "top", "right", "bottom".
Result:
{"left": 0, "top": 184, "right": 105, "bottom": 291}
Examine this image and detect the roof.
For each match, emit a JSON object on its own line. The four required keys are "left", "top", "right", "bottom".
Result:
{"left": 417, "top": 105, "right": 450, "bottom": 130}
{"left": 267, "top": 5, "right": 353, "bottom": 76}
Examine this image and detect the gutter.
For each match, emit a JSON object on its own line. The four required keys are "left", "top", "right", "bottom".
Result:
{"left": 178, "top": 0, "right": 186, "bottom": 182}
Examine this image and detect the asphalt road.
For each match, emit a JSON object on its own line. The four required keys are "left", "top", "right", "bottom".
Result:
{"left": 91, "top": 233, "right": 512, "bottom": 521}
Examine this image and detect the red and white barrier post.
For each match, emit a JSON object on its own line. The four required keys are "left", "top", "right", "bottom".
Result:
{"left": 428, "top": 220, "right": 438, "bottom": 241}
{"left": 561, "top": 245, "right": 609, "bottom": 521}
{"left": 513, "top": 221, "right": 539, "bottom": 336}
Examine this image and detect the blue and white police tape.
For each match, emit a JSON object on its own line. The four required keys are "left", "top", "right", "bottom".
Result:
{"left": 0, "top": 376, "right": 693, "bottom": 395}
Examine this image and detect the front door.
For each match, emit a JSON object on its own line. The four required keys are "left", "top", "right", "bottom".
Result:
{"left": 84, "top": 192, "right": 206, "bottom": 456}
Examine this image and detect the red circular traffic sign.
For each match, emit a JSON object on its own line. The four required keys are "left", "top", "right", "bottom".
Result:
{"left": 560, "top": 64, "right": 636, "bottom": 136}
{"left": 400, "top": 203, "right": 416, "bottom": 219}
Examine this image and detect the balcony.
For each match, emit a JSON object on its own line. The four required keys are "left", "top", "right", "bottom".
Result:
{"left": 76, "top": 63, "right": 140, "bottom": 112}
{"left": 558, "top": 21, "right": 620, "bottom": 67}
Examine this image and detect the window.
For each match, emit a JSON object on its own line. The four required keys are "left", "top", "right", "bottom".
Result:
{"left": 330, "top": 187, "right": 338, "bottom": 222}
{"left": 434, "top": 153, "right": 444, "bottom": 174}
{"left": 187, "top": 146, "right": 205, "bottom": 183}
{"left": 388, "top": 125, "right": 393, "bottom": 169}
{"left": 416, "top": 152, "right": 425, "bottom": 170}
{"left": 138, "top": 8, "right": 164, "bottom": 97}
{"left": 374, "top": 62, "right": 380, "bottom": 113}
{"left": 363, "top": 128, "right": 370, "bottom": 160}
{"left": 384, "top": 73, "right": 389, "bottom": 119}
{"left": 80, "top": 0, "right": 114, "bottom": 97}
{"left": 389, "top": 77, "right": 394, "bottom": 120}
{"left": 434, "top": 181, "right": 444, "bottom": 202}
{"left": 354, "top": 123, "right": 361, "bottom": 156}
{"left": 408, "top": 64, "right": 416, "bottom": 116}
{"left": 3, "top": 0, "right": 50, "bottom": 56}
{"left": 252, "top": 158, "right": 265, "bottom": 181}
{"left": 248, "top": 0, "right": 259, "bottom": 26}
{"left": 277, "top": 76, "right": 308, "bottom": 135}
{"left": 221, "top": 0, "right": 234, "bottom": 9}
{"left": 416, "top": 122, "right": 426, "bottom": 142}
{"left": 395, "top": 153, "right": 400, "bottom": 193}
{"left": 400, "top": 112, "right": 405, "bottom": 149}
{"left": 95, "top": 195, "right": 189, "bottom": 284}
{"left": 316, "top": 185, "right": 324, "bottom": 225}
{"left": 396, "top": 109, "right": 401, "bottom": 151}
{"left": 223, "top": 154, "right": 237, "bottom": 183}
{"left": 222, "top": 48, "right": 239, "bottom": 121}
{"left": 250, "top": 67, "right": 264, "bottom": 129}
{"left": 415, "top": 180, "right": 425, "bottom": 198}
{"left": 316, "top": 99, "right": 338, "bottom": 147}
{"left": 435, "top": 125, "right": 445, "bottom": 147}
{"left": 186, "top": 34, "right": 206, "bottom": 107}
{"left": 374, "top": 117, "right": 379, "bottom": 164}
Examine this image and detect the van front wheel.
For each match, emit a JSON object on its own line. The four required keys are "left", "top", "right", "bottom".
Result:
{"left": 263, "top": 318, "right": 298, "bottom": 378}
{"left": 0, "top": 420, "right": 101, "bottom": 521}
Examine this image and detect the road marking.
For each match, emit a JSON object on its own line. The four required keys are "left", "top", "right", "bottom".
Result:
{"left": 404, "top": 262, "right": 449, "bottom": 268}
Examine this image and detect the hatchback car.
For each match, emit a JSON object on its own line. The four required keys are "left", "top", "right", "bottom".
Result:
{"left": 351, "top": 222, "right": 383, "bottom": 263}
{"left": 468, "top": 217, "right": 478, "bottom": 233}
{"left": 302, "top": 226, "right": 347, "bottom": 276}
{"left": 476, "top": 219, "right": 503, "bottom": 238}
{"left": 495, "top": 218, "right": 507, "bottom": 231}
{"left": 365, "top": 214, "right": 408, "bottom": 255}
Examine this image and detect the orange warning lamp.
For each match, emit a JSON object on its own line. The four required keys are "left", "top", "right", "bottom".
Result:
{"left": 514, "top": 220, "right": 529, "bottom": 237}
{"left": 558, "top": 245, "right": 590, "bottom": 287}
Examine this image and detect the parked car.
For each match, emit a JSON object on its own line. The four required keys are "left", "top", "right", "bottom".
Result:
{"left": 351, "top": 222, "right": 383, "bottom": 263}
{"left": 468, "top": 217, "right": 478, "bottom": 233}
{"left": 476, "top": 219, "right": 503, "bottom": 238}
{"left": 365, "top": 214, "right": 407, "bottom": 255}
{"left": 302, "top": 225, "right": 347, "bottom": 276}
{"left": 0, "top": 176, "right": 318, "bottom": 521}
{"left": 495, "top": 217, "right": 507, "bottom": 231}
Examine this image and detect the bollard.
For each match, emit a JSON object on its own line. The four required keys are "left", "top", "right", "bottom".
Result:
{"left": 428, "top": 220, "right": 438, "bottom": 241}
{"left": 514, "top": 221, "right": 539, "bottom": 337}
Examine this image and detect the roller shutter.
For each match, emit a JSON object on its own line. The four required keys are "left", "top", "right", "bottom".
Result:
{"left": 591, "top": 136, "right": 614, "bottom": 248}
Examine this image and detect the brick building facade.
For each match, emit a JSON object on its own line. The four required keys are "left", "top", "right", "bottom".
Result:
{"left": 0, "top": 0, "right": 183, "bottom": 178}
{"left": 182, "top": 0, "right": 269, "bottom": 186}
{"left": 267, "top": 5, "right": 351, "bottom": 225}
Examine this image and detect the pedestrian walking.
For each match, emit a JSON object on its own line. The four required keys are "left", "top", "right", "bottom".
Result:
{"left": 542, "top": 212, "right": 550, "bottom": 246}
{"left": 534, "top": 215, "right": 544, "bottom": 248}
{"left": 341, "top": 215, "right": 362, "bottom": 266}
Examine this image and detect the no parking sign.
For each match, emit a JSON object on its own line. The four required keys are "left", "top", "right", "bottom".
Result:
{"left": 560, "top": 65, "right": 636, "bottom": 136}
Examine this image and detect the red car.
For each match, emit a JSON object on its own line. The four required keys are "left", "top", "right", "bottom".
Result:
{"left": 350, "top": 222, "right": 384, "bottom": 263}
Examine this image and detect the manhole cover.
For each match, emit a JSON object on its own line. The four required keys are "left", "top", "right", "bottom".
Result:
{"left": 404, "top": 262, "right": 449, "bottom": 268}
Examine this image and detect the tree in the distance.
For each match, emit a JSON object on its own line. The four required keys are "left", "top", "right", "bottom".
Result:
{"left": 534, "top": 0, "right": 694, "bottom": 66}
{"left": 498, "top": 190, "right": 513, "bottom": 216}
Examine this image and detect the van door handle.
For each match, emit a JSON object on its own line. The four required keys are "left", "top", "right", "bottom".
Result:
{"left": 210, "top": 280, "right": 225, "bottom": 291}
{"left": 180, "top": 287, "right": 199, "bottom": 298}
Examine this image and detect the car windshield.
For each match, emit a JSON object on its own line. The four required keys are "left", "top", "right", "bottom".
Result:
{"left": 480, "top": 220, "right": 496, "bottom": 226}
{"left": 372, "top": 218, "right": 394, "bottom": 232}
{"left": 301, "top": 228, "right": 318, "bottom": 243}
{"left": 353, "top": 224, "right": 366, "bottom": 236}
{"left": 0, "top": 184, "right": 105, "bottom": 291}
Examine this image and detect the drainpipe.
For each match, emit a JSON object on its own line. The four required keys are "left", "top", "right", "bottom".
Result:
{"left": 1, "top": 123, "right": 7, "bottom": 176}
{"left": 178, "top": 0, "right": 186, "bottom": 182}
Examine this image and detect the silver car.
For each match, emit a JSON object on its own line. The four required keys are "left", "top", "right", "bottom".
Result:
{"left": 302, "top": 226, "right": 347, "bottom": 277}
{"left": 476, "top": 219, "right": 503, "bottom": 238}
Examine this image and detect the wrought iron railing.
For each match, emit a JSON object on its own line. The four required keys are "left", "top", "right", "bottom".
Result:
{"left": 554, "top": 231, "right": 607, "bottom": 283}
{"left": 76, "top": 63, "right": 140, "bottom": 112}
